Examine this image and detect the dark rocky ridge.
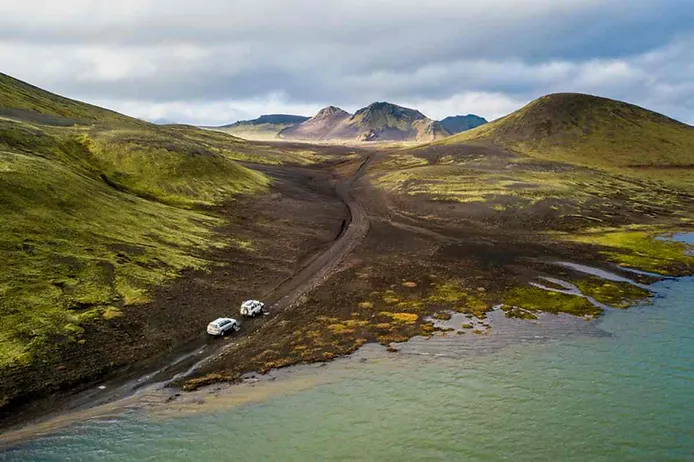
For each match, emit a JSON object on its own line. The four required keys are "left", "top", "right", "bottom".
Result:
{"left": 439, "top": 114, "right": 488, "bottom": 134}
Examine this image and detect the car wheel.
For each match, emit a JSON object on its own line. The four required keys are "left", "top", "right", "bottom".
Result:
{"left": 234, "top": 323, "right": 240, "bottom": 332}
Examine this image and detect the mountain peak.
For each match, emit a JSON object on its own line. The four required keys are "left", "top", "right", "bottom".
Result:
{"left": 445, "top": 91, "right": 694, "bottom": 172}
{"left": 354, "top": 102, "right": 427, "bottom": 121}
{"left": 314, "top": 106, "right": 350, "bottom": 119}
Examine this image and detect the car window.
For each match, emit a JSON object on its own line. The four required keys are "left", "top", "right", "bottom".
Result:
{"left": 220, "top": 320, "right": 230, "bottom": 326}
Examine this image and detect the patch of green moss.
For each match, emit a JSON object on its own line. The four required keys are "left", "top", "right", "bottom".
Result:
{"left": 568, "top": 229, "right": 694, "bottom": 275}
{"left": 426, "top": 281, "right": 490, "bottom": 317}
{"left": 503, "top": 286, "right": 601, "bottom": 317}
{"left": 382, "top": 290, "right": 400, "bottom": 304}
{"left": 574, "top": 277, "right": 651, "bottom": 309}
{"left": 428, "top": 281, "right": 467, "bottom": 303}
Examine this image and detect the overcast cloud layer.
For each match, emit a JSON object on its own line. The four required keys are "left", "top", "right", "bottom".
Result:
{"left": 1, "top": 0, "right": 694, "bottom": 125}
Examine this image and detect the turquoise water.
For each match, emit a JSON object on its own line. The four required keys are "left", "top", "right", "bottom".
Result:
{"left": 3, "top": 277, "right": 694, "bottom": 461}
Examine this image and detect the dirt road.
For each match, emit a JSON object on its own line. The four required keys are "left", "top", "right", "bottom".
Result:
{"left": 0, "top": 153, "right": 374, "bottom": 440}
{"left": 173, "top": 154, "right": 373, "bottom": 379}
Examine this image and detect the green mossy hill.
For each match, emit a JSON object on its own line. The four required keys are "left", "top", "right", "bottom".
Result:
{"left": 0, "top": 73, "right": 140, "bottom": 127}
{"left": 82, "top": 126, "right": 268, "bottom": 206}
{"left": 0, "top": 76, "right": 269, "bottom": 370}
{"left": 443, "top": 93, "right": 694, "bottom": 189}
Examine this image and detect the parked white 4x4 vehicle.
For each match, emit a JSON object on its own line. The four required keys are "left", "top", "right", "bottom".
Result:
{"left": 240, "top": 300, "right": 265, "bottom": 317}
{"left": 206, "top": 317, "right": 239, "bottom": 336}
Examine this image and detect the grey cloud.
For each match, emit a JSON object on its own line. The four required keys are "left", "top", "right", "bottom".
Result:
{"left": 1, "top": 0, "right": 694, "bottom": 125}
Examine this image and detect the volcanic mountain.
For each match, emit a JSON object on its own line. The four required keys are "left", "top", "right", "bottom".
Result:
{"left": 280, "top": 102, "right": 449, "bottom": 143}
{"left": 279, "top": 106, "right": 352, "bottom": 141}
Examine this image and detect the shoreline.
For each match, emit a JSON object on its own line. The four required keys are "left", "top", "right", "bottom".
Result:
{"left": 2, "top": 229, "right": 691, "bottom": 449}
{"left": 0, "top": 256, "right": 677, "bottom": 448}
{"left": 0, "top": 305, "right": 610, "bottom": 450}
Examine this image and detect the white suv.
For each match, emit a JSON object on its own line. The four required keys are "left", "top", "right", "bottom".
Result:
{"left": 206, "top": 317, "right": 239, "bottom": 336}
{"left": 240, "top": 300, "right": 265, "bottom": 317}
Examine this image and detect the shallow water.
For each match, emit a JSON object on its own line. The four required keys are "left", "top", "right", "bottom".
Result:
{"left": 4, "top": 274, "right": 693, "bottom": 461}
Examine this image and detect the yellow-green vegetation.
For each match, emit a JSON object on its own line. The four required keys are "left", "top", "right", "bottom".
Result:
{"left": 565, "top": 228, "right": 694, "bottom": 275}
{"left": 372, "top": 158, "right": 686, "bottom": 211}
{"left": 378, "top": 154, "right": 429, "bottom": 170}
{"left": 409, "top": 170, "right": 566, "bottom": 203}
{"left": 427, "top": 281, "right": 490, "bottom": 318}
{"left": 379, "top": 312, "right": 419, "bottom": 324}
{"left": 222, "top": 148, "right": 336, "bottom": 166}
{"left": 181, "top": 372, "right": 240, "bottom": 392}
{"left": 443, "top": 93, "right": 694, "bottom": 190}
{"left": 273, "top": 280, "right": 490, "bottom": 361}
{"left": 574, "top": 277, "right": 651, "bottom": 309}
{"left": 0, "top": 74, "right": 270, "bottom": 369}
{"left": 382, "top": 290, "right": 401, "bottom": 304}
{"left": 182, "top": 125, "right": 352, "bottom": 166}
{"left": 0, "top": 73, "right": 139, "bottom": 126}
{"left": 503, "top": 286, "right": 601, "bottom": 317}
{"left": 81, "top": 128, "right": 268, "bottom": 206}
{"left": 198, "top": 131, "right": 344, "bottom": 166}
{"left": 502, "top": 306, "right": 539, "bottom": 320}
{"left": 362, "top": 280, "right": 490, "bottom": 320}
{"left": 212, "top": 125, "right": 293, "bottom": 141}
{"left": 211, "top": 114, "right": 310, "bottom": 141}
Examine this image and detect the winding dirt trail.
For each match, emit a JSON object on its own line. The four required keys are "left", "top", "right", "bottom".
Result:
{"left": 257, "top": 154, "right": 371, "bottom": 313}
{"left": 174, "top": 154, "right": 373, "bottom": 378}
{"left": 0, "top": 153, "right": 374, "bottom": 447}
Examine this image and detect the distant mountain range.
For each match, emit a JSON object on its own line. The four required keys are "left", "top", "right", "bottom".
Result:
{"left": 213, "top": 104, "right": 488, "bottom": 143}
{"left": 220, "top": 114, "right": 310, "bottom": 128}
{"left": 439, "top": 114, "right": 488, "bottom": 133}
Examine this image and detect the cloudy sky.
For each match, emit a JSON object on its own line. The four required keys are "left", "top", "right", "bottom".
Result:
{"left": 1, "top": 0, "right": 693, "bottom": 125}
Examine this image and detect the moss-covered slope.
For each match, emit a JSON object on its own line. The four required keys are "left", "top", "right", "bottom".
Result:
{"left": 443, "top": 93, "right": 694, "bottom": 189}
{"left": 0, "top": 75, "right": 268, "bottom": 371}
